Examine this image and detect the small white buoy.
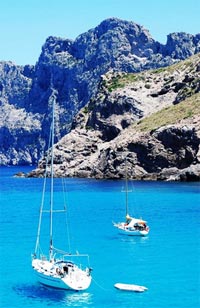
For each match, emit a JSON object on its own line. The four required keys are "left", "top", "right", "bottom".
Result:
{"left": 114, "top": 283, "right": 148, "bottom": 292}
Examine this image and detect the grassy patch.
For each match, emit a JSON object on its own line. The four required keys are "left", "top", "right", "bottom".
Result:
{"left": 104, "top": 53, "right": 200, "bottom": 92}
{"left": 106, "top": 73, "right": 145, "bottom": 92}
{"left": 135, "top": 93, "right": 200, "bottom": 132}
{"left": 151, "top": 53, "right": 200, "bottom": 75}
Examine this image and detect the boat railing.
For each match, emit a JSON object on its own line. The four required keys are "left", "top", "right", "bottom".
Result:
{"left": 40, "top": 255, "right": 47, "bottom": 261}
{"left": 53, "top": 251, "right": 91, "bottom": 270}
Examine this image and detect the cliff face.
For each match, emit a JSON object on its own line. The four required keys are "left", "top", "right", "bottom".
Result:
{"left": 28, "top": 54, "right": 200, "bottom": 181}
{"left": 0, "top": 18, "right": 200, "bottom": 165}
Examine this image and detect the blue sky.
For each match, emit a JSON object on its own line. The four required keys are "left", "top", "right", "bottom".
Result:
{"left": 1, "top": 0, "right": 199, "bottom": 65}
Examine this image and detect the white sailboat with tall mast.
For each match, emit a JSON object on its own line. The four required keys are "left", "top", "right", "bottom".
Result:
{"left": 32, "top": 92, "right": 92, "bottom": 291}
{"left": 113, "top": 159, "right": 149, "bottom": 236}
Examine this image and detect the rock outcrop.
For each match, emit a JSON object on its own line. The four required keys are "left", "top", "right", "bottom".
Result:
{"left": 0, "top": 18, "right": 200, "bottom": 165}
{"left": 27, "top": 54, "right": 200, "bottom": 181}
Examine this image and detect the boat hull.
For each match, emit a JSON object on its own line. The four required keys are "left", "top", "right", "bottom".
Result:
{"left": 114, "top": 222, "right": 149, "bottom": 236}
{"left": 114, "top": 283, "right": 148, "bottom": 292}
{"left": 117, "top": 227, "right": 149, "bottom": 236}
{"left": 34, "top": 270, "right": 71, "bottom": 290}
{"left": 32, "top": 259, "right": 92, "bottom": 291}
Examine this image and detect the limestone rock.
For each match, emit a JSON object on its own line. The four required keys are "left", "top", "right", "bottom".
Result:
{"left": 27, "top": 59, "right": 200, "bottom": 181}
{"left": 1, "top": 18, "right": 199, "bottom": 165}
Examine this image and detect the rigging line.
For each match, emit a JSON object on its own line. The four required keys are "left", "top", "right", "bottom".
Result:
{"left": 50, "top": 95, "right": 55, "bottom": 260}
{"left": 125, "top": 158, "right": 129, "bottom": 217}
{"left": 130, "top": 181, "right": 138, "bottom": 218}
{"left": 34, "top": 119, "right": 52, "bottom": 255}
{"left": 62, "top": 178, "right": 72, "bottom": 253}
{"left": 92, "top": 277, "right": 110, "bottom": 292}
{"left": 38, "top": 243, "right": 45, "bottom": 258}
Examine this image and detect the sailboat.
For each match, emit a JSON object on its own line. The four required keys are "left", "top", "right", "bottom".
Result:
{"left": 32, "top": 93, "right": 92, "bottom": 291}
{"left": 113, "top": 160, "right": 149, "bottom": 236}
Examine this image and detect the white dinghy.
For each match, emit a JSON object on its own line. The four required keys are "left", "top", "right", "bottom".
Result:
{"left": 114, "top": 283, "right": 148, "bottom": 292}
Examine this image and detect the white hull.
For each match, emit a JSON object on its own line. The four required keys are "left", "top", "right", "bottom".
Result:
{"left": 32, "top": 258, "right": 92, "bottom": 291}
{"left": 34, "top": 270, "right": 71, "bottom": 290}
{"left": 114, "top": 220, "right": 149, "bottom": 236}
{"left": 117, "top": 227, "right": 149, "bottom": 236}
{"left": 114, "top": 283, "right": 148, "bottom": 292}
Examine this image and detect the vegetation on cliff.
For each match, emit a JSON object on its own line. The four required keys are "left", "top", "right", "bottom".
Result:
{"left": 136, "top": 93, "right": 200, "bottom": 132}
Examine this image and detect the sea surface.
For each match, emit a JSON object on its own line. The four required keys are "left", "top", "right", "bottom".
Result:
{"left": 0, "top": 166, "right": 199, "bottom": 308}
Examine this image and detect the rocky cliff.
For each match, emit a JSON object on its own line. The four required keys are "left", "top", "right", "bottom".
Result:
{"left": 28, "top": 54, "right": 200, "bottom": 181}
{"left": 0, "top": 18, "right": 200, "bottom": 165}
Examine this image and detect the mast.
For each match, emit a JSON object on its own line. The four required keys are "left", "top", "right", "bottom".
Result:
{"left": 49, "top": 95, "right": 55, "bottom": 260}
{"left": 125, "top": 158, "right": 129, "bottom": 217}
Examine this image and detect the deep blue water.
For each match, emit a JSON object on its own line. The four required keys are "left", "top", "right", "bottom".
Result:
{"left": 0, "top": 166, "right": 199, "bottom": 308}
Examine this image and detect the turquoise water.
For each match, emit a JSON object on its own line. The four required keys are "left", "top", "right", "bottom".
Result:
{"left": 0, "top": 166, "right": 199, "bottom": 308}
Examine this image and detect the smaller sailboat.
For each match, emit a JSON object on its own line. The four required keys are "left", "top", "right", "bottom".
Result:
{"left": 113, "top": 160, "right": 149, "bottom": 236}
{"left": 32, "top": 93, "right": 92, "bottom": 291}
